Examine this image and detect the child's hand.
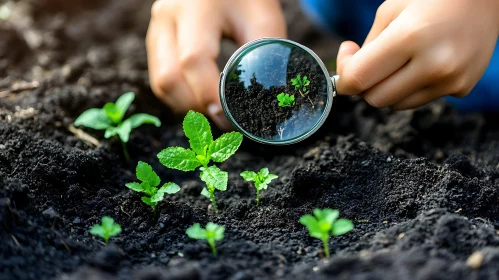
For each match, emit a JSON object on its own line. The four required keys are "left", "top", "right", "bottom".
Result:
{"left": 146, "top": 0, "right": 286, "bottom": 129}
{"left": 336, "top": 0, "right": 499, "bottom": 110}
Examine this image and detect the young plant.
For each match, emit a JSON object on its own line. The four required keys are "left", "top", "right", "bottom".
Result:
{"left": 240, "top": 168, "right": 278, "bottom": 206}
{"left": 90, "top": 216, "right": 122, "bottom": 244}
{"left": 157, "top": 111, "right": 243, "bottom": 214}
{"left": 186, "top": 222, "right": 225, "bottom": 256}
{"left": 74, "top": 92, "right": 161, "bottom": 158}
{"left": 290, "top": 74, "right": 313, "bottom": 107}
{"left": 277, "top": 92, "right": 295, "bottom": 107}
{"left": 125, "top": 161, "right": 180, "bottom": 212}
{"left": 299, "top": 209, "right": 353, "bottom": 258}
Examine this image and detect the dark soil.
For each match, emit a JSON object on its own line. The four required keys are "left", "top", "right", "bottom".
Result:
{"left": 1, "top": 1, "right": 499, "bottom": 280}
{"left": 224, "top": 43, "right": 328, "bottom": 141}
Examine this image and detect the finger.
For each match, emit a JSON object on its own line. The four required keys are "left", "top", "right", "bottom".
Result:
{"left": 176, "top": 4, "right": 232, "bottom": 130}
{"left": 146, "top": 2, "right": 198, "bottom": 113}
{"left": 363, "top": 0, "right": 408, "bottom": 46}
{"left": 226, "top": 0, "right": 287, "bottom": 44}
{"left": 336, "top": 22, "right": 413, "bottom": 96}
{"left": 361, "top": 59, "right": 430, "bottom": 108}
{"left": 392, "top": 86, "right": 445, "bottom": 110}
{"left": 336, "top": 41, "right": 361, "bottom": 76}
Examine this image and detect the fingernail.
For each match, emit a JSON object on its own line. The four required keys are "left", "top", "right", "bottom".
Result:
{"left": 208, "top": 103, "right": 232, "bottom": 131}
{"left": 338, "top": 42, "right": 347, "bottom": 52}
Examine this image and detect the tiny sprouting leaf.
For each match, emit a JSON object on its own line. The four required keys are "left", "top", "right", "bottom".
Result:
{"left": 126, "top": 113, "right": 161, "bottom": 129}
{"left": 208, "top": 132, "right": 243, "bottom": 162}
{"left": 74, "top": 108, "right": 112, "bottom": 130}
{"left": 332, "top": 219, "right": 354, "bottom": 236}
{"left": 200, "top": 165, "right": 228, "bottom": 191}
{"left": 240, "top": 171, "right": 258, "bottom": 182}
{"left": 183, "top": 110, "right": 213, "bottom": 156}
{"left": 160, "top": 182, "right": 181, "bottom": 194}
{"left": 277, "top": 93, "right": 295, "bottom": 107}
{"left": 291, "top": 74, "right": 311, "bottom": 92}
{"left": 136, "top": 161, "right": 161, "bottom": 188}
{"left": 206, "top": 222, "right": 225, "bottom": 241}
{"left": 114, "top": 92, "right": 135, "bottom": 119}
{"left": 141, "top": 196, "right": 154, "bottom": 206}
{"left": 201, "top": 187, "right": 210, "bottom": 198}
{"left": 90, "top": 216, "right": 121, "bottom": 244}
{"left": 103, "top": 103, "right": 122, "bottom": 124}
{"left": 186, "top": 223, "right": 207, "bottom": 239}
{"left": 157, "top": 147, "right": 202, "bottom": 171}
{"left": 125, "top": 182, "right": 144, "bottom": 193}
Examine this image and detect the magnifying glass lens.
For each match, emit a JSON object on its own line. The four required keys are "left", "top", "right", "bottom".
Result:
{"left": 220, "top": 39, "right": 334, "bottom": 145}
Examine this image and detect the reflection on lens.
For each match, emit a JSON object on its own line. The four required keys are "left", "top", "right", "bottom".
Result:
{"left": 220, "top": 39, "right": 332, "bottom": 144}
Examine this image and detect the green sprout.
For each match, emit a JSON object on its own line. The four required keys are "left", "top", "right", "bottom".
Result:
{"left": 290, "top": 74, "right": 314, "bottom": 107}
{"left": 186, "top": 222, "right": 225, "bottom": 256}
{"left": 240, "top": 168, "right": 278, "bottom": 206}
{"left": 74, "top": 92, "right": 161, "bottom": 159}
{"left": 90, "top": 216, "right": 122, "bottom": 244}
{"left": 299, "top": 209, "right": 353, "bottom": 258}
{"left": 125, "top": 161, "right": 180, "bottom": 212}
{"left": 157, "top": 111, "right": 243, "bottom": 214}
{"left": 277, "top": 93, "right": 295, "bottom": 107}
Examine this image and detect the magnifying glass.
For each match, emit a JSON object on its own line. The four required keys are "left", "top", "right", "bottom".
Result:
{"left": 219, "top": 38, "right": 339, "bottom": 145}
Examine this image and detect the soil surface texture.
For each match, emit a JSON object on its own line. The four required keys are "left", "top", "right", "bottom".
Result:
{"left": 1, "top": 1, "right": 499, "bottom": 280}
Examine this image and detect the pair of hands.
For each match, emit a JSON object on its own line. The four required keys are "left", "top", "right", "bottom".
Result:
{"left": 147, "top": 0, "right": 499, "bottom": 129}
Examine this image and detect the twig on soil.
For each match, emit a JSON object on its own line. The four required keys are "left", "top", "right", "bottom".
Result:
{"left": 61, "top": 241, "right": 71, "bottom": 253}
{"left": 277, "top": 126, "right": 285, "bottom": 140}
{"left": 0, "top": 81, "right": 40, "bottom": 98}
{"left": 298, "top": 89, "right": 314, "bottom": 108}
{"left": 120, "top": 205, "right": 131, "bottom": 217}
{"left": 11, "top": 235, "right": 21, "bottom": 247}
{"left": 68, "top": 125, "right": 101, "bottom": 147}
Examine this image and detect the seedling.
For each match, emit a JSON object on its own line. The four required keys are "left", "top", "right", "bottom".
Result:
{"left": 126, "top": 161, "right": 180, "bottom": 212}
{"left": 277, "top": 93, "right": 295, "bottom": 107}
{"left": 186, "top": 222, "right": 225, "bottom": 256}
{"left": 240, "top": 168, "right": 278, "bottom": 206}
{"left": 90, "top": 216, "right": 122, "bottom": 244}
{"left": 290, "top": 74, "right": 313, "bottom": 107}
{"left": 74, "top": 92, "right": 161, "bottom": 159}
{"left": 299, "top": 209, "right": 353, "bottom": 258}
{"left": 157, "top": 111, "right": 243, "bottom": 214}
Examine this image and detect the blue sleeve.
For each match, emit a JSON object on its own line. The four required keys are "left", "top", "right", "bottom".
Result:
{"left": 300, "top": 0, "right": 499, "bottom": 113}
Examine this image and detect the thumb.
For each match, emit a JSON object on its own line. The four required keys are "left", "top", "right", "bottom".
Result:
{"left": 336, "top": 41, "right": 361, "bottom": 95}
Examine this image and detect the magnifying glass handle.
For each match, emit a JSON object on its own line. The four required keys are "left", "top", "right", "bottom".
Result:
{"left": 331, "top": 75, "right": 339, "bottom": 97}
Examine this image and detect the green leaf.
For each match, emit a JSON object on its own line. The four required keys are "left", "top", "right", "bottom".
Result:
{"left": 201, "top": 187, "right": 210, "bottom": 198}
{"left": 259, "top": 168, "right": 269, "bottom": 178}
{"left": 200, "top": 166, "right": 228, "bottom": 191}
{"left": 90, "top": 224, "right": 106, "bottom": 237}
{"left": 104, "top": 103, "right": 122, "bottom": 124}
{"left": 150, "top": 191, "right": 165, "bottom": 203}
{"left": 136, "top": 161, "right": 160, "bottom": 188}
{"left": 332, "top": 219, "right": 354, "bottom": 236}
{"left": 159, "top": 182, "right": 180, "bottom": 194}
{"left": 74, "top": 108, "right": 112, "bottom": 130}
{"left": 115, "top": 92, "right": 135, "bottom": 118}
{"left": 183, "top": 111, "right": 213, "bottom": 156}
{"left": 104, "top": 128, "right": 117, "bottom": 138}
{"left": 141, "top": 196, "right": 155, "bottom": 207}
{"left": 126, "top": 113, "right": 161, "bottom": 129}
{"left": 115, "top": 120, "right": 132, "bottom": 143}
{"left": 299, "top": 215, "right": 320, "bottom": 232}
{"left": 208, "top": 132, "right": 243, "bottom": 162}
{"left": 240, "top": 171, "right": 258, "bottom": 182}
{"left": 125, "top": 182, "right": 145, "bottom": 193}
{"left": 318, "top": 209, "right": 339, "bottom": 225}
{"left": 206, "top": 222, "right": 225, "bottom": 241}
{"left": 157, "top": 147, "right": 202, "bottom": 171}
{"left": 102, "top": 216, "right": 115, "bottom": 228}
{"left": 262, "top": 174, "right": 278, "bottom": 185}
{"left": 186, "top": 223, "right": 207, "bottom": 239}
{"left": 109, "top": 224, "right": 122, "bottom": 236}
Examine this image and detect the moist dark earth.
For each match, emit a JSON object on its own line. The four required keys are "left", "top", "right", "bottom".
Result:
{"left": 1, "top": 1, "right": 499, "bottom": 280}
{"left": 224, "top": 45, "right": 328, "bottom": 140}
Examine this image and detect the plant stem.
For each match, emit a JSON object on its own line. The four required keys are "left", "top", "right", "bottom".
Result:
{"left": 299, "top": 90, "right": 314, "bottom": 108}
{"left": 121, "top": 141, "right": 130, "bottom": 160}
{"left": 322, "top": 237, "right": 330, "bottom": 259}
{"left": 256, "top": 189, "right": 260, "bottom": 206}
{"left": 209, "top": 187, "right": 219, "bottom": 215}
{"left": 209, "top": 240, "right": 217, "bottom": 256}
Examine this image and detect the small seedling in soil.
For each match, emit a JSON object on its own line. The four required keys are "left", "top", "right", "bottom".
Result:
{"left": 157, "top": 110, "right": 243, "bottom": 214}
{"left": 240, "top": 168, "right": 278, "bottom": 206}
{"left": 74, "top": 92, "right": 161, "bottom": 159}
{"left": 277, "top": 92, "right": 295, "bottom": 107}
{"left": 126, "top": 161, "right": 180, "bottom": 212}
{"left": 299, "top": 209, "right": 353, "bottom": 258}
{"left": 90, "top": 216, "right": 122, "bottom": 244}
{"left": 186, "top": 222, "right": 225, "bottom": 256}
{"left": 290, "top": 74, "right": 313, "bottom": 107}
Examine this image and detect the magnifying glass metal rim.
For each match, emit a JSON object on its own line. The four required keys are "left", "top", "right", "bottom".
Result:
{"left": 219, "top": 37, "right": 337, "bottom": 145}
